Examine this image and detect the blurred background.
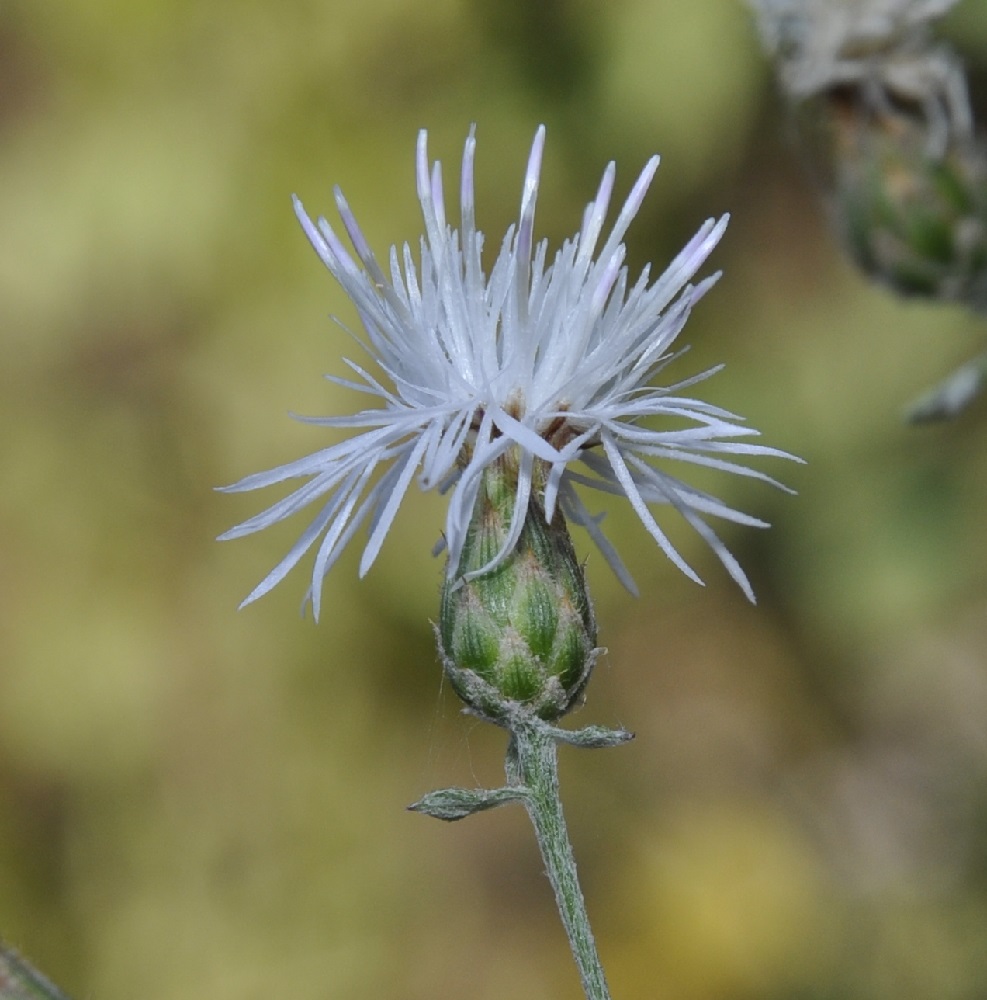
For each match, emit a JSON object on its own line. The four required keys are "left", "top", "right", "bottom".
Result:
{"left": 2, "top": 1, "right": 987, "bottom": 997}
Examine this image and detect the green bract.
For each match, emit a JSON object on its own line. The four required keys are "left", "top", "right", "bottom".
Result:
{"left": 439, "top": 456, "right": 598, "bottom": 723}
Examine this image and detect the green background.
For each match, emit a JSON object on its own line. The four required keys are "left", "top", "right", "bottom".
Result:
{"left": 2, "top": 1, "right": 987, "bottom": 997}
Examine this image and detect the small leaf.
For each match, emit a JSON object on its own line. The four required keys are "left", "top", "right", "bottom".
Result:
{"left": 408, "top": 786, "right": 529, "bottom": 821}
{"left": 547, "top": 724, "right": 635, "bottom": 748}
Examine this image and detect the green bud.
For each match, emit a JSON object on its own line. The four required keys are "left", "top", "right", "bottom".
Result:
{"left": 438, "top": 456, "right": 598, "bottom": 724}
{"left": 798, "top": 90, "right": 987, "bottom": 310}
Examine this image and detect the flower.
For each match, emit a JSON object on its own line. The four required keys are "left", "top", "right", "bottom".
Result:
{"left": 220, "top": 127, "right": 796, "bottom": 620}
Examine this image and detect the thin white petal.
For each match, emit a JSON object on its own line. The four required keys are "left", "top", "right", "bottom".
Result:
{"left": 358, "top": 431, "right": 432, "bottom": 576}
{"left": 309, "top": 463, "right": 378, "bottom": 619}
{"left": 558, "top": 481, "right": 638, "bottom": 596}
{"left": 600, "top": 431, "right": 704, "bottom": 586}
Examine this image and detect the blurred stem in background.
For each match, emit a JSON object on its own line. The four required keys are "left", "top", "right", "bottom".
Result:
{"left": 0, "top": 944, "right": 73, "bottom": 1000}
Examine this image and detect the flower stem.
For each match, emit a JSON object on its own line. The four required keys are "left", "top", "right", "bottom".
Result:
{"left": 410, "top": 715, "right": 630, "bottom": 995}
{"left": 507, "top": 720, "right": 612, "bottom": 1000}
{"left": 0, "top": 943, "right": 74, "bottom": 1000}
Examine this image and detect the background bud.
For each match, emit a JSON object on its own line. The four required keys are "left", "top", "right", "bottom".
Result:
{"left": 799, "top": 88, "right": 987, "bottom": 310}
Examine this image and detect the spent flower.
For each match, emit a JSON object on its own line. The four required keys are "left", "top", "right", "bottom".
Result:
{"left": 220, "top": 127, "right": 796, "bottom": 619}
{"left": 748, "top": 0, "right": 987, "bottom": 315}
{"left": 747, "top": 0, "right": 968, "bottom": 142}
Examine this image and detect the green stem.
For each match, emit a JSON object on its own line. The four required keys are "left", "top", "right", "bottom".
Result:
{"left": 0, "top": 944, "right": 74, "bottom": 1000}
{"left": 507, "top": 721, "right": 611, "bottom": 1000}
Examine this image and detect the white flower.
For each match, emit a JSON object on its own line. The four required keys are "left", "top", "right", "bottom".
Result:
{"left": 220, "top": 127, "right": 796, "bottom": 620}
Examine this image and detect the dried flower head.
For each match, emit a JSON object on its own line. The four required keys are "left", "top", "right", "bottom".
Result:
{"left": 748, "top": 0, "right": 969, "bottom": 150}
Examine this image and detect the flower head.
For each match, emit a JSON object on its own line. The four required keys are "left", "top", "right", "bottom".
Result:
{"left": 220, "top": 127, "right": 796, "bottom": 619}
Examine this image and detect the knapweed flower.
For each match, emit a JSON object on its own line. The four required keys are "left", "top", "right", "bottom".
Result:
{"left": 220, "top": 127, "right": 795, "bottom": 620}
